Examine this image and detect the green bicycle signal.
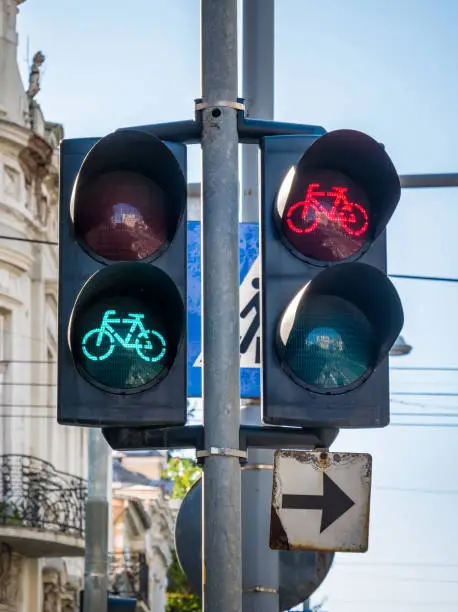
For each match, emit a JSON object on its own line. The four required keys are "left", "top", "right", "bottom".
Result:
{"left": 81, "top": 309, "right": 167, "bottom": 363}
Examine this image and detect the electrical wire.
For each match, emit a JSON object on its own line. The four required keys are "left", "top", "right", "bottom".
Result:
{"left": 392, "top": 411, "right": 458, "bottom": 418}
{"left": 391, "top": 380, "right": 458, "bottom": 388}
{"left": 0, "top": 405, "right": 58, "bottom": 408}
{"left": 0, "top": 233, "right": 458, "bottom": 284}
{"left": 328, "top": 600, "right": 458, "bottom": 606}
{"left": 0, "top": 235, "right": 57, "bottom": 246}
{"left": 334, "top": 570, "right": 458, "bottom": 584}
{"left": 0, "top": 415, "right": 57, "bottom": 419}
{"left": 2, "top": 414, "right": 458, "bottom": 428}
{"left": 0, "top": 382, "right": 56, "bottom": 387}
{"left": 390, "top": 273, "right": 458, "bottom": 283}
{"left": 391, "top": 422, "right": 458, "bottom": 428}
{"left": 337, "top": 560, "right": 458, "bottom": 567}
{"left": 10, "top": 219, "right": 455, "bottom": 602}
{"left": 391, "top": 391, "right": 458, "bottom": 397}
{"left": 391, "top": 398, "right": 458, "bottom": 410}
{"left": 0, "top": 360, "right": 56, "bottom": 364}
{"left": 375, "top": 485, "right": 458, "bottom": 495}
{"left": 2, "top": 364, "right": 458, "bottom": 429}
{"left": 391, "top": 366, "right": 458, "bottom": 371}
{"left": 6, "top": 361, "right": 455, "bottom": 369}
{"left": 4, "top": 361, "right": 455, "bottom": 372}
{"left": 1, "top": 386, "right": 446, "bottom": 394}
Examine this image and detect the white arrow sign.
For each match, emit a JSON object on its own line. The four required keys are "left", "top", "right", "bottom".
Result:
{"left": 193, "top": 256, "right": 260, "bottom": 368}
{"left": 270, "top": 450, "right": 372, "bottom": 553}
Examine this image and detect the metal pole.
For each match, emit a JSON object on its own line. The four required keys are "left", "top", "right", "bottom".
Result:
{"left": 240, "top": 2, "right": 279, "bottom": 611}
{"left": 241, "top": 405, "right": 279, "bottom": 611}
{"left": 242, "top": 0, "right": 275, "bottom": 223}
{"left": 399, "top": 172, "right": 458, "bottom": 188}
{"left": 201, "top": 1, "right": 241, "bottom": 611}
{"left": 83, "top": 428, "right": 112, "bottom": 612}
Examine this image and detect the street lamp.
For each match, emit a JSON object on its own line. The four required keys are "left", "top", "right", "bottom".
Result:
{"left": 390, "top": 334, "right": 413, "bottom": 357}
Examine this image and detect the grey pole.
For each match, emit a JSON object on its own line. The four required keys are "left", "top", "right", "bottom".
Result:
{"left": 242, "top": 0, "right": 274, "bottom": 223}
{"left": 83, "top": 428, "right": 112, "bottom": 612}
{"left": 201, "top": 1, "right": 242, "bottom": 611}
{"left": 241, "top": 406, "right": 279, "bottom": 611}
{"left": 240, "top": 2, "right": 279, "bottom": 611}
{"left": 399, "top": 172, "right": 458, "bottom": 188}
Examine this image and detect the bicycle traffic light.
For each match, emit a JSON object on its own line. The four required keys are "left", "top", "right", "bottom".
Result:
{"left": 261, "top": 130, "right": 404, "bottom": 428}
{"left": 58, "top": 129, "right": 187, "bottom": 427}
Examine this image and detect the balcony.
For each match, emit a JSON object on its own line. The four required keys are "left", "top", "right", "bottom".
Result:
{"left": 0, "top": 454, "right": 86, "bottom": 557}
{"left": 110, "top": 552, "right": 149, "bottom": 609}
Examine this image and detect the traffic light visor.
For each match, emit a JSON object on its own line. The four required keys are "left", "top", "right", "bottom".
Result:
{"left": 71, "top": 130, "right": 186, "bottom": 262}
{"left": 277, "top": 263, "right": 403, "bottom": 394}
{"left": 275, "top": 130, "right": 400, "bottom": 264}
{"left": 69, "top": 262, "right": 185, "bottom": 393}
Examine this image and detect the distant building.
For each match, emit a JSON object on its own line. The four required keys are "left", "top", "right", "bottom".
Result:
{"left": 112, "top": 451, "right": 175, "bottom": 612}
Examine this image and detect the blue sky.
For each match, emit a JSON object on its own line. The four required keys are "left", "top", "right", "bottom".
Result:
{"left": 15, "top": 0, "right": 458, "bottom": 610}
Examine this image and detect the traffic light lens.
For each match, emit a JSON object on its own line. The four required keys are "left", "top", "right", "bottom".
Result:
{"left": 74, "top": 170, "right": 168, "bottom": 261}
{"left": 75, "top": 300, "right": 169, "bottom": 390}
{"left": 70, "top": 264, "right": 184, "bottom": 392}
{"left": 278, "top": 169, "right": 371, "bottom": 262}
{"left": 281, "top": 296, "right": 375, "bottom": 392}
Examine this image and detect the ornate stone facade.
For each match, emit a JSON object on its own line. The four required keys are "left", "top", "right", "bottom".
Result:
{"left": 112, "top": 453, "right": 175, "bottom": 611}
{"left": 0, "top": 1, "right": 87, "bottom": 610}
{"left": 42, "top": 566, "right": 79, "bottom": 612}
{"left": 0, "top": 545, "right": 23, "bottom": 610}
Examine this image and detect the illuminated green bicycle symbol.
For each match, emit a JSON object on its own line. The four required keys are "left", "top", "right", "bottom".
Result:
{"left": 81, "top": 309, "right": 167, "bottom": 363}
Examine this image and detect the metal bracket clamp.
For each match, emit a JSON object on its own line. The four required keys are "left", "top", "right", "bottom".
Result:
{"left": 195, "top": 99, "right": 246, "bottom": 112}
{"left": 196, "top": 447, "right": 248, "bottom": 466}
{"left": 243, "top": 586, "right": 279, "bottom": 594}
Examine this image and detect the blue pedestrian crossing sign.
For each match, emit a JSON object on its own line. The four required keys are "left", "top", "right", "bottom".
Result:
{"left": 187, "top": 221, "right": 260, "bottom": 398}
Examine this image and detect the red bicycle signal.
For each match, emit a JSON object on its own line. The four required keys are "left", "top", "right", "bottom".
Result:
{"left": 278, "top": 169, "right": 372, "bottom": 263}
{"left": 286, "top": 183, "right": 369, "bottom": 238}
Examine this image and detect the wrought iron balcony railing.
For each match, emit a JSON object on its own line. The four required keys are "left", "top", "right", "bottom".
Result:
{"left": 0, "top": 454, "right": 87, "bottom": 538}
{"left": 110, "top": 552, "right": 149, "bottom": 605}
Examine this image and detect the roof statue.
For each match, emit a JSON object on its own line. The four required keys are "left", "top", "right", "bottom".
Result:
{"left": 26, "top": 50, "right": 45, "bottom": 99}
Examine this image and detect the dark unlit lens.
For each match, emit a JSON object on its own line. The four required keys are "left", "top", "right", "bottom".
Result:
{"left": 282, "top": 296, "right": 375, "bottom": 391}
{"left": 74, "top": 170, "right": 168, "bottom": 261}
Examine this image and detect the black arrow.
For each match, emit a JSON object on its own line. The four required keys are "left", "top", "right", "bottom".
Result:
{"left": 282, "top": 472, "right": 355, "bottom": 533}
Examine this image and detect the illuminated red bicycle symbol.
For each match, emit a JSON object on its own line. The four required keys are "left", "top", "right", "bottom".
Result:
{"left": 286, "top": 183, "right": 369, "bottom": 237}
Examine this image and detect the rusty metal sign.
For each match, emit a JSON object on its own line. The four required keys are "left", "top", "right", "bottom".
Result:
{"left": 270, "top": 450, "right": 372, "bottom": 553}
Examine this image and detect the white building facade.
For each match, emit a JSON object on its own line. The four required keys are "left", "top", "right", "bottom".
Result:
{"left": 0, "top": 2, "right": 179, "bottom": 611}
{"left": 0, "top": 0, "right": 87, "bottom": 609}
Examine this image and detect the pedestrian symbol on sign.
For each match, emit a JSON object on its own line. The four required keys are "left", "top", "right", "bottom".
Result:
{"left": 193, "top": 256, "right": 260, "bottom": 368}
{"left": 240, "top": 276, "right": 260, "bottom": 365}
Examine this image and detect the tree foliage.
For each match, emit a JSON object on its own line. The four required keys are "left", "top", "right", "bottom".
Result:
{"left": 165, "top": 455, "right": 202, "bottom": 612}
{"left": 164, "top": 456, "right": 201, "bottom": 499}
{"left": 166, "top": 550, "right": 201, "bottom": 612}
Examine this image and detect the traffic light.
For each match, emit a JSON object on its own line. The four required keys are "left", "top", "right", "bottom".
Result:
{"left": 58, "top": 129, "right": 187, "bottom": 427}
{"left": 261, "top": 130, "right": 404, "bottom": 428}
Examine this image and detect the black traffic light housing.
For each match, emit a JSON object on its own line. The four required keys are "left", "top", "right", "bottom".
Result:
{"left": 261, "top": 130, "right": 404, "bottom": 428}
{"left": 58, "top": 129, "right": 187, "bottom": 427}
